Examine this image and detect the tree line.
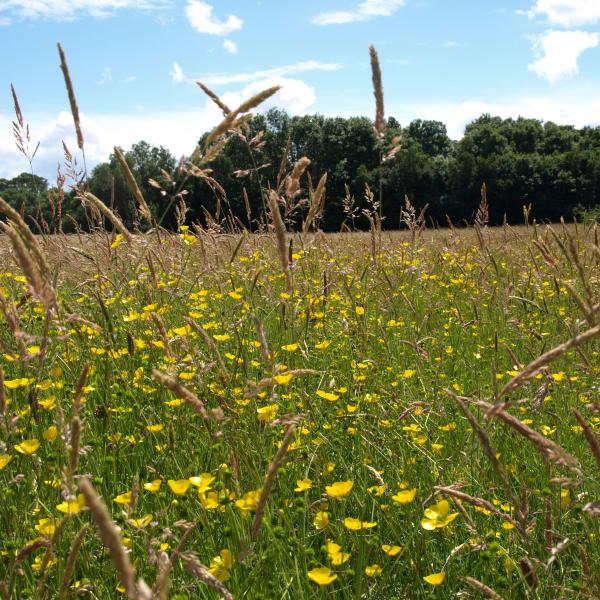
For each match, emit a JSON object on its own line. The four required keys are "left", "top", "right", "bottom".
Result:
{"left": 2, "top": 109, "right": 600, "bottom": 233}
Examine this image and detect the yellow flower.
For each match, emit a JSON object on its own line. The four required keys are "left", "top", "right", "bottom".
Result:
{"left": 114, "top": 492, "right": 132, "bottom": 505}
{"left": 308, "top": 566, "right": 337, "bottom": 586}
{"left": 402, "top": 369, "right": 416, "bottom": 378}
{"left": 257, "top": 404, "right": 279, "bottom": 422}
{"left": 146, "top": 424, "right": 164, "bottom": 432}
{"left": 35, "top": 517, "right": 57, "bottom": 536}
{"left": 343, "top": 517, "right": 377, "bottom": 531}
{"left": 0, "top": 455, "right": 12, "bottom": 470}
{"left": 213, "top": 334, "right": 230, "bottom": 342}
{"left": 168, "top": 479, "right": 191, "bottom": 495}
{"left": 43, "top": 426, "right": 58, "bottom": 442}
{"left": 326, "top": 540, "right": 350, "bottom": 565}
{"left": 552, "top": 371, "right": 565, "bottom": 382}
{"left": 421, "top": 499, "right": 459, "bottom": 530}
{"left": 14, "top": 438, "right": 40, "bottom": 455}
{"left": 235, "top": 489, "right": 261, "bottom": 513}
{"left": 189, "top": 473, "right": 215, "bottom": 493}
{"left": 392, "top": 488, "right": 416, "bottom": 505}
{"left": 209, "top": 549, "right": 234, "bottom": 582}
{"left": 382, "top": 544, "right": 402, "bottom": 556}
{"left": 560, "top": 488, "right": 571, "bottom": 510}
{"left": 314, "top": 511, "right": 329, "bottom": 531}
{"left": 144, "top": 479, "right": 162, "bottom": 493}
{"left": 56, "top": 494, "right": 86, "bottom": 514}
{"left": 295, "top": 478, "right": 313, "bottom": 492}
{"left": 274, "top": 373, "right": 293, "bottom": 385}
{"left": 281, "top": 343, "right": 299, "bottom": 352}
{"left": 368, "top": 485, "right": 385, "bottom": 497}
{"left": 355, "top": 306, "right": 365, "bottom": 316}
{"left": 325, "top": 480, "right": 353, "bottom": 498}
{"left": 315, "top": 340, "right": 331, "bottom": 349}
{"left": 129, "top": 514, "right": 153, "bottom": 529}
{"left": 365, "top": 564, "right": 382, "bottom": 577}
{"left": 4, "top": 377, "right": 34, "bottom": 389}
{"left": 317, "top": 390, "right": 339, "bottom": 402}
{"left": 423, "top": 571, "right": 446, "bottom": 586}
{"left": 110, "top": 234, "right": 124, "bottom": 249}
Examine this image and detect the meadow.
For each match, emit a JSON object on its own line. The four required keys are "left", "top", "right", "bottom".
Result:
{"left": 1, "top": 44, "right": 600, "bottom": 600}
{"left": 0, "top": 219, "right": 599, "bottom": 599}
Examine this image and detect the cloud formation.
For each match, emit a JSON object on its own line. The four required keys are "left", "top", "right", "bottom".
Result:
{"left": 170, "top": 62, "right": 185, "bottom": 83}
{"left": 198, "top": 60, "right": 342, "bottom": 86}
{"left": 528, "top": 30, "right": 599, "bottom": 82}
{"left": 185, "top": 0, "right": 242, "bottom": 35}
{"left": 0, "top": 0, "right": 171, "bottom": 21}
{"left": 313, "top": 0, "right": 404, "bottom": 25}
{"left": 223, "top": 39, "right": 238, "bottom": 54}
{"left": 527, "top": 0, "right": 600, "bottom": 27}
{"left": 0, "top": 76, "right": 318, "bottom": 181}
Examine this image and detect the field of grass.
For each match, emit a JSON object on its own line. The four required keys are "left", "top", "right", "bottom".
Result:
{"left": 0, "top": 219, "right": 599, "bottom": 599}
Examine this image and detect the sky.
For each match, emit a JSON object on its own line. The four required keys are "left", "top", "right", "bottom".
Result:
{"left": 1, "top": 0, "right": 600, "bottom": 181}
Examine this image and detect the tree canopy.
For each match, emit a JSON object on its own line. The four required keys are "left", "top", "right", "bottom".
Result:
{"left": 3, "top": 109, "right": 600, "bottom": 232}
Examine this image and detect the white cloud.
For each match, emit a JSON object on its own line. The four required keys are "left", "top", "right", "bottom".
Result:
{"left": 97, "top": 67, "right": 112, "bottom": 85}
{"left": 185, "top": 0, "right": 242, "bottom": 35}
{"left": 397, "top": 95, "right": 600, "bottom": 140}
{"left": 170, "top": 62, "right": 185, "bottom": 83}
{"left": 199, "top": 60, "right": 342, "bottom": 86}
{"left": 223, "top": 39, "right": 238, "bottom": 54}
{"left": 527, "top": 0, "right": 600, "bottom": 27}
{"left": 0, "top": 0, "right": 171, "bottom": 21}
{"left": 0, "top": 76, "right": 318, "bottom": 181}
{"left": 528, "top": 30, "right": 599, "bottom": 82}
{"left": 313, "top": 0, "right": 404, "bottom": 25}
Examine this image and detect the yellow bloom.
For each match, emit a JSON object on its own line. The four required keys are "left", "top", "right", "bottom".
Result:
{"left": 114, "top": 492, "right": 132, "bottom": 505}
{"left": 129, "top": 514, "right": 153, "bottom": 529}
{"left": 403, "top": 369, "right": 416, "bottom": 378}
{"left": 56, "top": 494, "right": 86, "bottom": 514}
{"left": 314, "top": 511, "right": 329, "bottom": 531}
{"left": 423, "top": 571, "right": 446, "bottom": 585}
{"left": 235, "top": 489, "right": 261, "bottom": 513}
{"left": 382, "top": 544, "right": 402, "bottom": 556}
{"left": 146, "top": 424, "right": 164, "bottom": 432}
{"left": 43, "top": 426, "right": 58, "bottom": 442}
{"left": 325, "top": 480, "right": 353, "bottom": 498}
{"left": 4, "top": 377, "right": 34, "bottom": 389}
{"left": 35, "top": 517, "right": 57, "bottom": 536}
{"left": 274, "top": 372, "right": 293, "bottom": 385}
{"left": 343, "top": 517, "right": 377, "bottom": 531}
{"left": 315, "top": 340, "right": 331, "bottom": 349}
{"left": 257, "top": 404, "right": 279, "bottom": 421}
{"left": 144, "top": 479, "right": 162, "bottom": 493}
{"left": 355, "top": 306, "right": 365, "bottom": 316}
{"left": 392, "top": 488, "right": 417, "bottom": 505}
{"left": 110, "top": 234, "right": 124, "bottom": 249}
{"left": 308, "top": 566, "right": 337, "bottom": 586}
{"left": 281, "top": 343, "right": 299, "bottom": 352}
{"left": 189, "top": 473, "right": 215, "bottom": 493}
{"left": 168, "top": 479, "right": 191, "bottom": 495}
{"left": 326, "top": 540, "right": 350, "bottom": 565}
{"left": 209, "top": 549, "right": 234, "bottom": 582}
{"left": 317, "top": 390, "right": 339, "bottom": 402}
{"left": 421, "top": 499, "right": 459, "bottom": 530}
{"left": 295, "top": 478, "right": 313, "bottom": 492}
{"left": 0, "top": 455, "right": 12, "bottom": 470}
{"left": 365, "top": 564, "right": 382, "bottom": 577}
{"left": 14, "top": 438, "right": 40, "bottom": 455}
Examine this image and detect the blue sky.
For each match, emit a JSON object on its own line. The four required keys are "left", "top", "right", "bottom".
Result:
{"left": 1, "top": 0, "right": 600, "bottom": 180}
